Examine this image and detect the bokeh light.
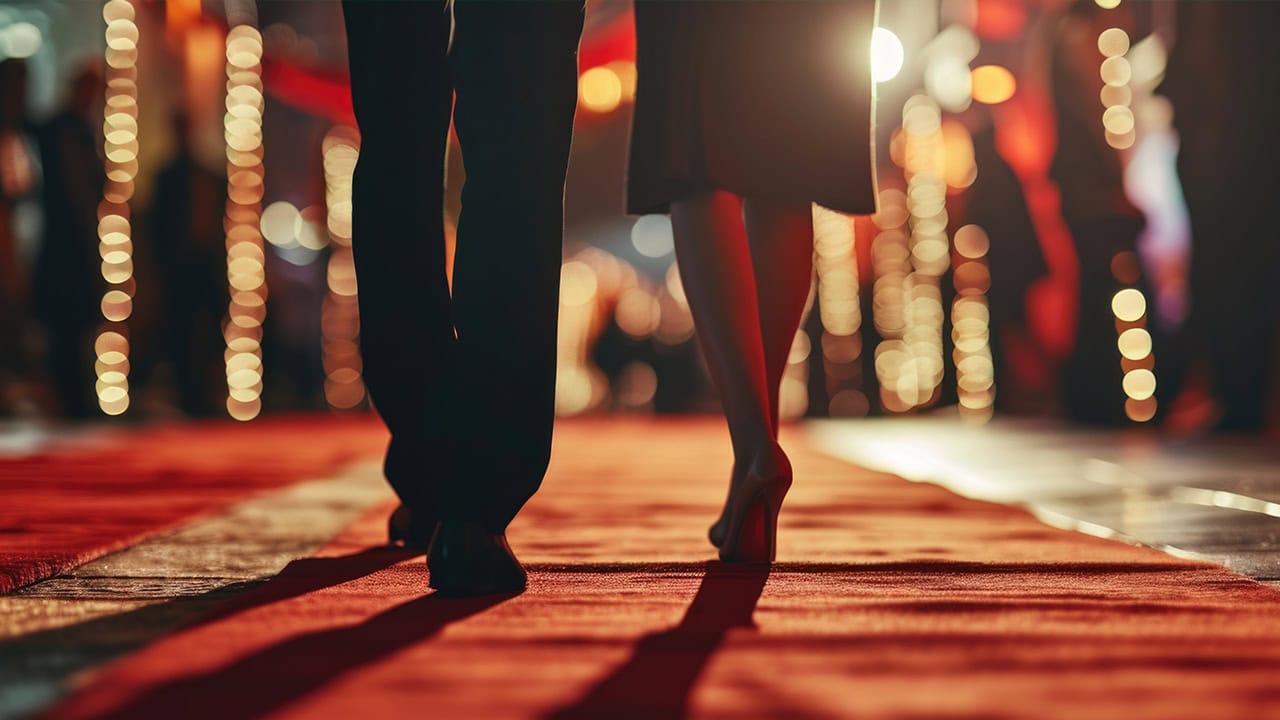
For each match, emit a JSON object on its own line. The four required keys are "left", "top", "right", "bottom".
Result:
{"left": 223, "top": 23, "right": 266, "bottom": 420}
{"left": 94, "top": 2, "right": 139, "bottom": 416}
{"left": 1122, "top": 368, "right": 1156, "bottom": 401}
{"left": 871, "top": 27, "right": 904, "bottom": 83}
{"left": 579, "top": 66, "right": 622, "bottom": 113}
{"left": 0, "top": 21, "right": 43, "bottom": 59}
{"left": 970, "top": 65, "right": 1016, "bottom": 104}
{"left": 1111, "top": 288, "right": 1146, "bottom": 322}
{"left": 321, "top": 127, "right": 365, "bottom": 411}
{"left": 630, "top": 214, "right": 674, "bottom": 258}
{"left": 1117, "top": 328, "right": 1153, "bottom": 361}
{"left": 1097, "top": 27, "right": 1130, "bottom": 58}
{"left": 813, "top": 204, "right": 860, "bottom": 417}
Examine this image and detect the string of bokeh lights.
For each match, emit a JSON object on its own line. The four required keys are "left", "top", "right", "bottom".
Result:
{"left": 320, "top": 127, "right": 364, "bottom": 411}
{"left": 952, "top": 225, "right": 995, "bottom": 420}
{"left": 95, "top": 0, "right": 140, "bottom": 416}
{"left": 1097, "top": 0, "right": 1157, "bottom": 422}
{"left": 873, "top": 19, "right": 1000, "bottom": 420}
{"left": 85, "top": 14, "right": 1149, "bottom": 422}
{"left": 1098, "top": 27, "right": 1135, "bottom": 149}
{"left": 813, "top": 205, "right": 865, "bottom": 417}
{"left": 223, "top": 24, "right": 267, "bottom": 421}
{"left": 892, "top": 95, "right": 950, "bottom": 412}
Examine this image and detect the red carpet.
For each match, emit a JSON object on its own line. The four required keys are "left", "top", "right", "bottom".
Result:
{"left": 40, "top": 419, "right": 1280, "bottom": 719}
{"left": 0, "top": 415, "right": 388, "bottom": 593}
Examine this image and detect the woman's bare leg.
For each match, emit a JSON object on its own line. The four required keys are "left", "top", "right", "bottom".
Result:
{"left": 671, "top": 190, "right": 790, "bottom": 561}
{"left": 708, "top": 199, "right": 814, "bottom": 546}
{"left": 744, "top": 199, "right": 815, "bottom": 433}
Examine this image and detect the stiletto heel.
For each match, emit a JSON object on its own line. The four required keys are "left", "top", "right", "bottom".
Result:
{"left": 719, "top": 489, "right": 779, "bottom": 563}
{"left": 713, "top": 443, "right": 790, "bottom": 562}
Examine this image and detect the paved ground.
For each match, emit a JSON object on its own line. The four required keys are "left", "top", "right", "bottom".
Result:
{"left": 4, "top": 417, "right": 1280, "bottom": 718}
{"left": 0, "top": 464, "right": 389, "bottom": 717}
{"left": 811, "top": 417, "right": 1280, "bottom": 587}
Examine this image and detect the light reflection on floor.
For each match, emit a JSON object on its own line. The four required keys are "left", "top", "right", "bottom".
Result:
{"left": 808, "top": 416, "right": 1280, "bottom": 584}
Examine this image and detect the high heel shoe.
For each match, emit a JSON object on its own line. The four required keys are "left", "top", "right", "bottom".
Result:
{"left": 717, "top": 447, "right": 791, "bottom": 563}
{"left": 718, "top": 489, "right": 780, "bottom": 562}
{"left": 709, "top": 462, "right": 746, "bottom": 547}
{"left": 708, "top": 477, "right": 733, "bottom": 547}
{"left": 709, "top": 515, "right": 728, "bottom": 548}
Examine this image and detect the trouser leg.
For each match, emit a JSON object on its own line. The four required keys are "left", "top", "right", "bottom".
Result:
{"left": 343, "top": 1, "right": 456, "bottom": 513}
{"left": 448, "top": 0, "right": 584, "bottom": 532}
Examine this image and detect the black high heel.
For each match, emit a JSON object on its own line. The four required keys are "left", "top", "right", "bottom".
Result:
{"left": 718, "top": 487, "right": 781, "bottom": 563}
{"left": 709, "top": 462, "right": 744, "bottom": 547}
{"left": 716, "top": 447, "right": 790, "bottom": 563}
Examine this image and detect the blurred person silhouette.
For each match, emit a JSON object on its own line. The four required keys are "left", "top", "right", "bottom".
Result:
{"left": 1159, "top": 2, "right": 1280, "bottom": 432}
{"left": 1049, "top": 1, "right": 1150, "bottom": 425}
{"left": 32, "top": 66, "right": 104, "bottom": 419}
{"left": 342, "top": 0, "right": 584, "bottom": 594}
{"left": 0, "top": 59, "right": 39, "bottom": 415}
{"left": 143, "top": 112, "right": 228, "bottom": 416}
{"left": 628, "top": 1, "right": 877, "bottom": 561}
{"left": 964, "top": 116, "right": 1051, "bottom": 412}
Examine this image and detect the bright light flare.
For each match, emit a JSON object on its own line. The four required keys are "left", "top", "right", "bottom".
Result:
{"left": 871, "top": 27, "right": 904, "bottom": 83}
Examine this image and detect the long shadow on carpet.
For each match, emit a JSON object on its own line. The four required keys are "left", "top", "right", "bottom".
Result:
{"left": 9, "top": 548, "right": 417, "bottom": 719}
{"left": 62, "top": 549, "right": 514, "bottom": 720}
{"left": 550, "top": 562, "right": 770, "bottom": 719}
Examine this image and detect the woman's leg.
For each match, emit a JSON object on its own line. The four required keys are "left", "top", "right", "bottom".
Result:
{"left": 707, "top": 199, "right": 814, "bottom": 546}
{"left": 671, "top": 190, "right": 790, "bottom": 561}
{"left": 743, "top": 199, "right": 815, "bottom": 433}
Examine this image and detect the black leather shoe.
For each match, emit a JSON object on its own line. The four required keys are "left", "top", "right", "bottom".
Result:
{"left": 427, "top": 520, "right": 527, "bottom": 596}
{"left": 388, "top": 504, "right": 435, "bottom": 550}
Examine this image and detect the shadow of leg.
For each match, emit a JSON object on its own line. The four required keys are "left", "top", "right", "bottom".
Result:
{"left": 96, "top": 588, "right": 519, "bottom": 719}
{"left": 549, "top": 562, "right": 770, "bottom": 718}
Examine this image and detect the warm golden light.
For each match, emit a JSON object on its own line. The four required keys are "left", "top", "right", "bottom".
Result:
{"left": 95, "top": 2, "right": 139, "bottom": 416}
{"left": 616, "top": 288, "right": 660, "bottom": 339}
{"left": 970, "top": 65, "right": 1016, "bottom": 104}
{"left": 223, "top": 22, "right": 268, "bottom": 420}
{"left": 1102, "top": 105, "right": 1135, "bottom": 135}
{"left": 875, "top": 97, "right": 954, "bottom": 413}
{"left": 1122, "top": 368, "right": 1156, "bottom": 400}
{"left": 1125, "top": 396, "right": 1157, "bottom": 422}
{"left": 1111, "top": 288, "right": 1146, "bottom": 322}
{"left": 1117, "top": 328, "right": 1153, "bottom": 361}
{"left": 870, "top": 27, "right": 905, "bottom": 83}
{"left": 607, "top": 60, "right": 638, "bottom": 101}
{"left": 1100, "top": 56, "right": 1131, "bottom": 87}
{"left": 953, "top": 225, "right": 990, "bottom": 259}
{"left": 321, "top": 127, "right": 366, "bottom": 411}
{"left": 579, "top": 66, "right": 623, "bottom": 113}
{"left": 560, "top": 261, "right": 599, "bottom": 307}
{"left": 1097, "top": 28, "right": 1130, "bottom": 58}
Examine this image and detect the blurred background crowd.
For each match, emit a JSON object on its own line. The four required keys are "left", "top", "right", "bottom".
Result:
{"left": 0, "top": 0, "right": 1276, "bottom": 433}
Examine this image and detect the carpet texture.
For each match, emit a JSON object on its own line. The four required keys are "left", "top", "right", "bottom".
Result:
{"left": 39, "top": 418, "right": 1280, "bottom": 719}
{"left": 0, "top": 416, "right": 388, "bottom": 593}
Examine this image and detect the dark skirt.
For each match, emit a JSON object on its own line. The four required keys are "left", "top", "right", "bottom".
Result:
{"left": 626, "top": 0, "right": 878, "bottom": 216}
